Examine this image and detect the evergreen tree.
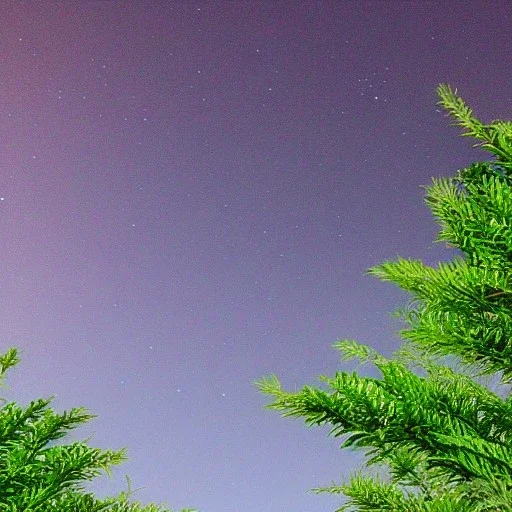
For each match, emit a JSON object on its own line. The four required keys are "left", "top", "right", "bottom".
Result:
{"left": 257, "top": 84, "right": 512, "bottom": 511}
{"left": 0, "top": 347, "right": 195, "bottom": 512}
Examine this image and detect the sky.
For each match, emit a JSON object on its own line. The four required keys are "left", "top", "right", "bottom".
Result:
{"left": 1, "top": 1, "right": 512, "bottom": 511}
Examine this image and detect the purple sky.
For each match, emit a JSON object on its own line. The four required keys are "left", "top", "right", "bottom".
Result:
{"left": 1, "top": 1, "right": 511, "bottom": 511}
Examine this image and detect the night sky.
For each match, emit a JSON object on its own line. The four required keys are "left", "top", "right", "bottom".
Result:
{"left": 1, "top": 1, "right": 512, "bottom": 511}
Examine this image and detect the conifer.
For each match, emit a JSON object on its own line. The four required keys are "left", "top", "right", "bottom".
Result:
{"left": 0, "top": 348, "right": 194, "bottom": 512}
{"left": 258, "top": 84, "right": 512, "bottom": 511}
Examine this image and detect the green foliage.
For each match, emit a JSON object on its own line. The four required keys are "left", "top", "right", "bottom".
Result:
{"left": 436, "top": 84, "right": 512, "bottom": 172}
{"left": 257, "top": 341, "right": 512, "bottom": 510}
{"left": 0, "top": 348, "right": 195, "bottom": 512}
{"left": 258, "top": 84, "right": 512, "bottom": 511}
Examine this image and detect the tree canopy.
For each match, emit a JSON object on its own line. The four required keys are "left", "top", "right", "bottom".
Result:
{"left": 0, "top": 347, "right": 195, "bottom": 512}
{"left": 258, "top": 84, "right": 512, "bottom": 511}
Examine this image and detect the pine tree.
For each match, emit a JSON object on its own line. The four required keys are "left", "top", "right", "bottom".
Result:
{"left": 0, "top": 347, "right": 195, "bottom": 512}
{"left": 257, "top": 84, "right": 512, "bottom": 511}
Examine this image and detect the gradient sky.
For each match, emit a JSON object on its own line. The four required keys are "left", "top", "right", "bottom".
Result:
{"left": 1, "top": 1, "right": 512, "bottom": 511}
